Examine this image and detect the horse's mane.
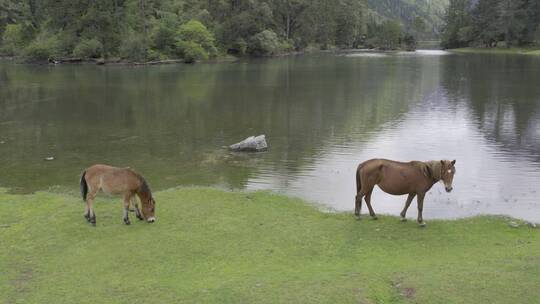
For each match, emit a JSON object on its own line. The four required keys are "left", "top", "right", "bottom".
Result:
{"left": 138, "top": 176, "right": 153, "bottom": 200}
{"left": 411, "top": 161, "right": 442, "bottom": 182}
{"left": 425, "top": 161, "right": 442, "bottom": 182}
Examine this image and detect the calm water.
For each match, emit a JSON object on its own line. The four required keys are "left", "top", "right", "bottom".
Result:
{"left": 1, "top": 51, "right": 540, "bottom": 221}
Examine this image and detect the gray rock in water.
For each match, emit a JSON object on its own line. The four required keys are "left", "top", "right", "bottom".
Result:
{"left": 229, "top": 135, "right": 268, "bottom": 152}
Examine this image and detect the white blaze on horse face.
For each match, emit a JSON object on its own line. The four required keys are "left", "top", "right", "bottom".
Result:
{"left": 448, "top": 169, "right": 452, "bottom": 174}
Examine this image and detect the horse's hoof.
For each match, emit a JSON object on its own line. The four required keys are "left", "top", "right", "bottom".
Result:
{"left": 91, "top": 222, "right": 96, "bottom": 227}
{"left": 124, "top": 218, "right": 131, "bottom": 225}
{"left": 400, "top": 217, "right": 407, "bottom": 222}
{"left": 371, "top": 216, "right": 378, "bottom": 220}
{"left": 419, "top": 222, "right": 427, "bottom": 227}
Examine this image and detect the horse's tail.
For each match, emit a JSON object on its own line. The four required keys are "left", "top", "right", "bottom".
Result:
{"left": 356, "top": 166, "right": 362, "bottom": 194}
{"left": 80, "top": 170, "right": 88, "bottom": 202}
{"left": 355, "top": 165, "right": 363, "bottom": 216}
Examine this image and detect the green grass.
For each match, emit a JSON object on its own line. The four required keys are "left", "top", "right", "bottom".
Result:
{"left": 451, "top": 47, "right": 540, "bottom": 56}
{"left": 1, "top": 188, "right": 539, "bottom": 303}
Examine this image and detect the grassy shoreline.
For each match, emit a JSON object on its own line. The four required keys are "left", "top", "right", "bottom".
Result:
{"left": 450, "top": 47, "right": 540, "bottom": 56}
{"left": 1, "top": 187, "right": 539, "bottom": 303}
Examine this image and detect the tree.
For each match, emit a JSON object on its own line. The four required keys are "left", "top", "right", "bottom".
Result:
{"left": 1, "top": 23, "right": 29, "bottom": 54}
{"left": 335, "top": 0, "right": 366, "bottom": 48}
{"left": 403, "top": 33, "right": 417, "bottom": 51}
{"left": 498, "top": 0, "right": 529, "bottom": 47}
{"left": 412, "top": 16, "right": 426, "bottom": 40}
{"left": 472, "top": 0, "right": 503, "bottom": 47}
{"left": 272, "top": 0, "right": 308, "bottom": 41}
{"left": 176, "top": 19, "right": 217, "bottom": 62}
{"left": 379, "top": 20, "right": 402, "bottom": 50}
{"left": 248, "top": 29, "right": 281, "bottom": 56}
{"left": 441, "top": 0, "right": 472, "bottom": 49}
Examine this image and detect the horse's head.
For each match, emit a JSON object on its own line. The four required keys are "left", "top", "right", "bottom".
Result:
{"left": 141, "top": 197, "right": 156, "bottom": 223}
{"left": 440, "top": 160, "right": 456, "bottom": 192}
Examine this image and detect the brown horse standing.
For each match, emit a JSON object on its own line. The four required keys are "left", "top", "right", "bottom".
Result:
{"left": 80, "top": 164, "right": 156, "bottom": 226}
{"left": 355, "top": 159, "right": 456, "bottom": 226}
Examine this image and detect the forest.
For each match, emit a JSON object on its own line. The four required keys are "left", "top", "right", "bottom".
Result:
{"left": 442, "top": 0, "right": 540, "bottom": 49}
{"left": 0, "top": 0, "right": 437, "bottom": 62}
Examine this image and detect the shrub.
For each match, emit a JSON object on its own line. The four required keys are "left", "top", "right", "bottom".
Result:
{"left": 23, "top": 34, "right": 61, "bottom": 61}
{"left": 146, "top": 49, "right": 164, "bottom": 61}
{"left": 177, "top": 40, "right": 207, "bottom": 63}
{"left": 178, "top": 20, "right": 215, "bottom": 50}
{"left": 73, "top": 38, "right": 103, "bottom": 58}
{"left": 152, "top": 24, "right": 177, "bottom": 55}
{"left": 248, "top": 30, "right": 281, "bottom": 56}
{"left": 402, "top": 33, "right": 417, "bottom": 51}
{"left": 535, "top": 25, "right": 540, "bottom": 46}
{"left": 176, "top": 20, "right": 217, "bottom": 62}
{"left": 1, "top": 24, "right": 31, "bottom": 56}
{"left": 119, "top": 34, "right": 148, "bottom": 61}
{"left": 229, "top": 38, "right": 247, "bottom": 56}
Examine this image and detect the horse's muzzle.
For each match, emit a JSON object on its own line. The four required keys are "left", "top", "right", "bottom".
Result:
{"left": 445, "top": 187, "right": 453, "bottom": 193}
{"left": 147, "top": 217, "right": 156, "bottom": 223}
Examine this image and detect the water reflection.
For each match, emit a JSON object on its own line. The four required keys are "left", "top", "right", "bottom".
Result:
{"left": 1, "top": 52, "right": 540, "bottom": 221}
{"left": 248, "top": 89, "right": 540, "bottom": 222}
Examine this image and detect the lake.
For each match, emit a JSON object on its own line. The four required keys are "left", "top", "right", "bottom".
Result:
{"left": 1, "top": 51, "right": 540, "bottom": 222}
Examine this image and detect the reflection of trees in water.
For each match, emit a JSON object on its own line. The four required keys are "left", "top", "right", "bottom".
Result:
{"left": 0, "top": 55, "right": 439, "bottom": 191}
{"left": 201, "top": 55, "right": 441, "bottom": 175}
{"left": 440, "top": 54, "right": 540, "bottom": 157}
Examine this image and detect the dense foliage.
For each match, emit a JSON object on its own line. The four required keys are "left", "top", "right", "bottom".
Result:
{"left": 0, "top": 0, "right": 439, "bottom": 62}
{"left": 0, "top": 0, "right": 367, "bottom": 61}
{"left": 368, "top": 0, "right": 449, "bottom": 40}
{"left": 442, "top": 0, "right": 540, "bottom": 49}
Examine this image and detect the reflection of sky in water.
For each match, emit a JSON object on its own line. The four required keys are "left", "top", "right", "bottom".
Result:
{"left": 346, "top": 50, "right": 452, "bottom": 58}
{"left": 345, "top": 52, "right": 389, "bottom": 58}
{"left": 247, "top": 90, "right": 540, "bottom": 222}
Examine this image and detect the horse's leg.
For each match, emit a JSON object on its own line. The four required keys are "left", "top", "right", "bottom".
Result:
{"left": 87, "top": 192, "right": 97, "bottom": 226}
{"left": 84, "top": 202, "right": 90, "bottom": 222}
{"left": 400, "top": 193, "right": 416, "bottom": 222}
{"left": 355, "top": 192, "right": 364, "bottom": 217}
{"left": 364, "top": 190, "right": 377, "bottom": 220}
{"left": 123, "top": 194, "right": 131, "bottom": 225}
{"left": 417, "top": 193, "right": 426, "bottom": 227}
{"left": 131, "top": 195, "right": 143, "bottom": 220}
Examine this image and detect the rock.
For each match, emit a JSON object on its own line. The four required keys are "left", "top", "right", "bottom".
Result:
{"left": 508, "top": 221, "right": 519, "bottom": 228}
{"left": 44, "top": 156, "right": 55, "bottom": 161}
{"left": 229, "top": 135, "right": 268, "bottom": 152}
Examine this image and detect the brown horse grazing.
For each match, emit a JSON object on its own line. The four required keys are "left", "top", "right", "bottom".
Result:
{"left": 355, "top": 159, "right": 456, "bottom": 226}
{"left": 80, "top": 164, "right": 156, "bottom": 226}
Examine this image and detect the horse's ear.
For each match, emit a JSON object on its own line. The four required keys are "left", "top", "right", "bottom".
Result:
{"left": 451, "top": 160, "right": 456, "bottom": 166}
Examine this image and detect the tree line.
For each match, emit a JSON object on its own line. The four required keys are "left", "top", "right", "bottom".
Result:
{"left": 0, "top": 0, "right": 426, "bottom": 62}
{"left": 442, "top": 0, "right": 540, "bottom": 49}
